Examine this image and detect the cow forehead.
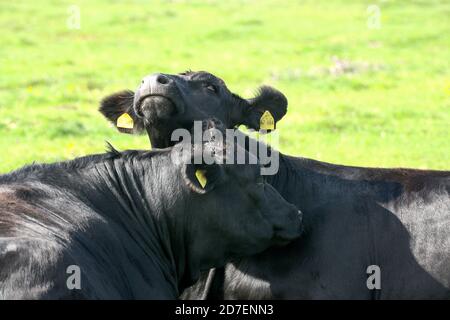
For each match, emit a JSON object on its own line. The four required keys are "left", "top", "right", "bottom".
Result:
{"left": 178, "top": 70, "right": 226, "bottom": 86}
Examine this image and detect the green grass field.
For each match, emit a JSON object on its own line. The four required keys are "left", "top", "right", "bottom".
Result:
{"left": 0, "top": 0, "right": 449, "bottom": 173}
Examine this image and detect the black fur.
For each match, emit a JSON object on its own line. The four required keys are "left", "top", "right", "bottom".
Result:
{"left": 0, "top": 129, "right": 302, "bottom": 299}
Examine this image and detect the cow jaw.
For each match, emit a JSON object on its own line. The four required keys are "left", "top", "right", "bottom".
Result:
{"left": 139, "top": 95, "right": 177, "bottom": 121}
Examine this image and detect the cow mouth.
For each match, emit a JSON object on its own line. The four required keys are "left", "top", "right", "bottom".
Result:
{"left": 272, "top": 231, "right": 301, "bottom": 247}
{"left": 272, "top": 228, "right": 303, "bottom": 247}
{"left": 272, "top": 238, "right": 291, "bottom": 247}
{"left": 136, "top": 95, "right": 178, "bottom": 121}
{"left": 271, "top": 210, "right": 304, "bottom": 246}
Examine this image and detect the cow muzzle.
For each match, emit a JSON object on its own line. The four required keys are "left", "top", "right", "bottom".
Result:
{"left": 272, "top": 209, "right": 304, "bottom": 247}
{"left": 133, "top": 73, "right": 183, "bottom": 121}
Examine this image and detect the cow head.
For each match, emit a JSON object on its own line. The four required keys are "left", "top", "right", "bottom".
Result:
{"left": 99, "top": 71, "right": 288, "bottom": 148}
{"left": 169, "top": 119, "right": 302, "bottom": 283}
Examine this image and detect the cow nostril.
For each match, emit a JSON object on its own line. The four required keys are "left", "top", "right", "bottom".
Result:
{"left": 156, "top": 74, "right": 170, "bottom": 85}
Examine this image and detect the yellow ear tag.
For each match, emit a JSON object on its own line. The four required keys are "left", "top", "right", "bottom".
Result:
{"left": 117, "top": 113, "right": 134, "bottom": 129}
{"left": 195, "top": 169, "right": 207, "bottom": 188}
{"left": 260, "top": 110, "right": 275, "bottom": 130}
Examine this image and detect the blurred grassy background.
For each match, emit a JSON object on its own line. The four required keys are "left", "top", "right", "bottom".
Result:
{"left": 0, "top": 0, "right": 448, "bottom": 173}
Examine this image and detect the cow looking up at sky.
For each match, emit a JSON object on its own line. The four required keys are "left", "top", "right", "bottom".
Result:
{"left": 0, "top": 120, "right": 303, "bottom": 299}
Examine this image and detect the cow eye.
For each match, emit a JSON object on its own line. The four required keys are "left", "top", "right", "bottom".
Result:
{"left": 205, "top": 84, "right": 217, "bottom": 93}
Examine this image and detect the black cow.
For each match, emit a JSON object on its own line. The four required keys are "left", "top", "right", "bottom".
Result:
{"left": 100, "top": 71, "right": 450, "bottom": 299}
{"left": 0, "top": 121, "right": 303, "bottom": 299}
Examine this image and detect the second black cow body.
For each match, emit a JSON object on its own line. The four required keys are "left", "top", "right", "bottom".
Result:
{"left": 196, "top": 143, "right": 450, "bottom": 299}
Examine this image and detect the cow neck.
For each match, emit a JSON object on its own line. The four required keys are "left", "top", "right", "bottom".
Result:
{"left": 234, "top": 130, "right": 306, "bottom": 208}
{"left": 78, "top": 152, "right": 190, "bottom": 297}
{"left": 237, "top": 131, "right": 404, "bottom": 214}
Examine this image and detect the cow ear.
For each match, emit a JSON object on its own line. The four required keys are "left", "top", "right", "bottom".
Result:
{"left": 99, "top": 90, "right": 145, "bottom": 134}
{"left": 182, "top": 163, "right": 224, "bottom": 194}
{"left": 182, "top": 118, "right": 226, "bottom": 193}
{"left": 240, "top": 86, "right": 288, "bottom": 132}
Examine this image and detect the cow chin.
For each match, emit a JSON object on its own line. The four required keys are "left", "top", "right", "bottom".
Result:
{"left": 271, "top": 225, "right": 303, "bottom": 247}
{"left": 135, "top": 96, "right": 179, "bottom": 148}
{"left": 271, "top": 236, "right": 297, "bottom": 247}
{"left": 139, "top": 95, "right": 177, "bottom": 122}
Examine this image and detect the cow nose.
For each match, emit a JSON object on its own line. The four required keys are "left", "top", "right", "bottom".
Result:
{"left": 136, "top": 74, "right": 174, "bottom": 103}
{"left": 141, "top": 73, "right": 172, "bottom": 88}
{"left": 155, "top": 74, "right": 170, "bottom": 85}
